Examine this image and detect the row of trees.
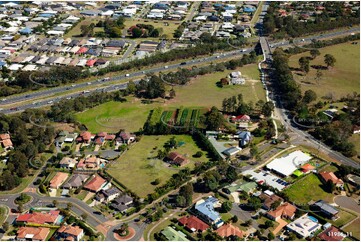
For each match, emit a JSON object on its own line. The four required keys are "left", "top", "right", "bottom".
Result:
{"left": 130, "top": 24, "right": 162, "bottom": 38}
{"left": 221, "top": 95, "right": 275, "bottom": 117}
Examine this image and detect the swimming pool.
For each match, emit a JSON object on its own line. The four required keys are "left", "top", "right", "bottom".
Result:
{"left": 308, "top": 215, "right": 318, "bottom": 223}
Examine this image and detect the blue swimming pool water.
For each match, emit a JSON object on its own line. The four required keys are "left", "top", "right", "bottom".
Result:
{"left": 308, "top": 216, "right": 318, "bottom": 223}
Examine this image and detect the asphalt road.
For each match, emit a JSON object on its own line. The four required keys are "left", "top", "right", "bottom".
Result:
{"left": 0, "top": 27, "right": 359, "bottom": 115}
{"left": 0, "top": 192, "right": 108, "bottom": 229}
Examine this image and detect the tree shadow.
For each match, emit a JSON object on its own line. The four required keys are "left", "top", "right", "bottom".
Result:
{"left": 311, "top": 65, "right": 327, "bottom": 70}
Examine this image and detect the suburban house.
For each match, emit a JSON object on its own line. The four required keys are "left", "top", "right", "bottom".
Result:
{"left": 16, "top": 210, "right": 62, "bottom": 225}
{"left": 286, "top": 214, "right": 322, "bottom": 238}
{"left": 223, "top": 181, "right": 257, "bottom": 194}
{"left": 57, "top": 225, "right": 84, "bottom": 241}
{"left": 231, "top": 114, "right": 251, "bottom": 123}
{"left": 110, "top": 194, "right": 133, "bottom": 213}
{"left": 215, "top": 223, "right": 244, "bottom": 239}
{"left": 117, "top": 131, "right": 136, "bottom": 145}
{"left": 77, "top": 155, "right": 100, "bottom": 170}
{"left": 96, "top": 187, "right": 121, "bottom": 203}
{"left": 62, "top": 174, "right": 89, "bottom": 190}
{"left": 17, "top": 227, "right": 50, "bottom": 241}
{"left": 76, "top": 131, "right": 92, "bottom": 144}
{"left": 312, "top": 200, "right": 339, "bottom": 220}
{"left": 194, "top": 196, "right": 224, "bottom": 228}
{"left": 84, "top": 175, "right": 107, "bottom": 192}
{"left": 259, "top": 192, "right": 284, "bottom": 211}
{"left": 267, "top": 202, "right": 297, "bottom": 221}
{"left": 54, "top": 131, "right": 78, "bottom": 147}
{"left": 49, "top": 172, "right": 69, "bottom": 189}
{"left": 0, "top": 133, "right": 13, "bottom": 151}
{"left": 167, "top": 152, "right": 189, "bottom": 166}
{"left": 59, "top": 157, "right": 77, "bottom": 169}
{"left": 161, "top": 226, "right": 189, "bottom": 241}
{"left": 237, "top": 131, "right": 251, "bottom": 147}
{"left": 318, "top": 226, "right": 346, "bottom": 241}
{"left": 319, "top": 171, "right": 344, "bottom": 188}
{"left": 178, "top": 216, "right": 209, "bottom": 233}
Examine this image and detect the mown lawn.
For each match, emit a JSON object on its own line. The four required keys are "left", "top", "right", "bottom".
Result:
{"left": 107, "top": 135, "right": 208, "bottom": 198}
{"left": 288, "top": 41, "right": 360, "bottom": 100}
{"left": 284, "top": 173, "right": 335, "bottom": 205}
{"left": 75, "top": 64, "right": 265, "bottom": 133}
{"left": 343, "top": 218, "right": 360, "bottom": 240}
{"left": 123, "top": 19, "right": 182, "bottom": 39}
{"left": 0, "top": 205, "right": 9, "bottom": 225}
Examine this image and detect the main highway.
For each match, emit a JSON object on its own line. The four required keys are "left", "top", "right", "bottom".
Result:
{"left": 0, "top": 27, "right": 359, "bottom": 115}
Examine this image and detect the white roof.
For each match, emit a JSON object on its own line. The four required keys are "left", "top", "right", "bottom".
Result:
{"left": 287, "top": 214, "right": 321, "bottom": 238}
{"left": 2, "top": 2, "right": 18, "bottom": 7}
{"left": 22, "top": 64, "right": 38, "bottom": 71}
{"left": 266, "top": 150, "right": 312, "bottom": 177}
{"left": 8, "top": 63, "right": 24, "bottom": 71}
{"left": 47, "top": 30, "right": 64, "bottom": 36}
{"left": 4, "top": 27, "right": 18, "bottom": 33}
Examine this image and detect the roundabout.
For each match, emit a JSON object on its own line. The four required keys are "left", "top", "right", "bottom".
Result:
{"left": 113, "top": 226, "right": 136, "bottom": 241}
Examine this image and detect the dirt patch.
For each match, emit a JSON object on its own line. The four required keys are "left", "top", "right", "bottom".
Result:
{"left": 52, "top": 122, "right": 77, "bottom": 132}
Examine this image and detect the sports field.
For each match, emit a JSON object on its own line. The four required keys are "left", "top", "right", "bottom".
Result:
{"left": 288, "top": 41, "right": 360, "bottom": 100}
{"left": 76, "top": 64, "right": 265, "bottom": 133}
{"left": 107, "top": 135, "right": 208, "bottom": 197}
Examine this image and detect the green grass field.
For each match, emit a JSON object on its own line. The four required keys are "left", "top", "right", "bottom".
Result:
{"left": 76, "top": 64, "right": 264, "bottom": 133}
{"left": 64, "top": 18, "right": 100, "bottom": 38}
{"left": 107, "top": 135, "right": 208, "bottom": 198}
{"left": 343, "top": 218, "right": 360, "bottom": 240}
{"left": 123, "top": 19, "right": 182, "bottom": 39}
{"left": 0, "top": 205, "right": 8, "bottom": 225}
{"left": 289, "top": 41, "right": 360, "bottom": 100}
{"left": 284, "top": 173, "right": 335, "bottom": 204}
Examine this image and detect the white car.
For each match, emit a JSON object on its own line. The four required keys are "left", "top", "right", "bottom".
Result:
{"left": 47, "top": 100, "right": 53, "bottom": 104}
{"left": 87, "top": 82, "right": 91, "bottom": 85}
{"left": 164, "top": 66, "right": 169, "bottom": 69}
{"left": 71, "top": 84, "right": 76, "bottom": 87}
{"left": 1, "top": 98, "right": 6, "bottom": 101}
{"left": 125, "top": 74, "right": 130, "bottom": 77}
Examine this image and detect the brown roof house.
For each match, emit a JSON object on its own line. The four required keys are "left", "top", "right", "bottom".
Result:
{"left": 178, "top": 216, "right": 210, "bottom": 233}
{"left": 267, "top": 202, "right": 297, "bottom": 221}
{"left": 0, "top": 133, "right": 13, "bottom": 151}
{"left": 260, "top": 192, "right": 284, "bottom": 211}
{"left": 58, "top": 225, "right": 84, "bottom": 241}
{"left": 76, "top": 131, "right": 92, "bottom": 144}
{"left": 215, "top": 224, "right": 244, "bottom": 239}
{"left": 167, "top": 152, "right": 189, "bottom": 166}
{"left": 49, "top": 172, "right": 69, "bottom": 189}
{"left": 319, "top": 171, "right": 344, "bottom": 188}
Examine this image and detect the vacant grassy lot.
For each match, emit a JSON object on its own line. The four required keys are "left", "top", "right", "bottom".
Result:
{"left": 76, "top": 64, "right": 265, "bottom": 133}
{"left": 284, "top": 173, "right": 334, "bottom": 204}
{"left": 330, "top": 209, "right": 357, "bottom": 227}
{"left": 107, "top": 135, "right": 208, "bottom": 197}
{"left": 64, "top": 18, "right": 100, "bottom": 38}
{"left": 289, "top": 41, "right": 360, "bottom": 100}
{"left": 123, "top": 19, "right": 182, "bottom": 39}
{"left": 344, "top": 218, "right": 360, "bottom": 240}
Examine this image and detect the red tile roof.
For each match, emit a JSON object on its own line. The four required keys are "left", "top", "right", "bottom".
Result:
{"left": 167, "top": 152, "right": 188, "bottom": 166}
{"left": 318, "top": 226, "right": 345, "bottom": 241}
{"left": 58, "top": 225, "right": 83, "bottom": 237}
{"left": 76, "top": 47, "right": 88, "bottom": 54}
{"left": 216, "top": 224, "right": 244, "bottom": 239}
{"left": 267, "top": 202, "right": 297, "bottom": 219}
{"left": 17, "top": 227, "right": 50, "bottom": 241}
{"left": 319, "top": 171, "right": 344, "bottom": 185}
{"left": 301, "top": 163, "right": 316, "bottom": 172}
{"left": 231, "top": 114, "right": 250, "bottom": 122}
{"left": 178, "top": 216, "right": 209, "bottom": 232}
{"left": 77, "top": 131, "right": 91, "bottom": 142}
{"left": 86, "top": 59, "right": 97, "bottom": 66}
{"left": 84, "top": 175, "right": 106, "bottom": 192}
{"left": 16, "top": 210, "right": 60, "bottom": 224}
{"left": 49, "top": 172, "right": 69, "bottom": 188}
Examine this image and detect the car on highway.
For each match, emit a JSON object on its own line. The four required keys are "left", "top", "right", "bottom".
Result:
{"left": 87, "top": 82, "right": 91, "bottom": 85}
{"left": 10, "top": 107, "right": 18, "bottom": 111}
{"left": 71, "top": 84, "right": 76, "bottom": 87}
{"left": 216, "top": 55, "right": 220, "bottom": 58}
{"left": 103, "top": 77, "right": 110, "bottom": 81}
{"left": 47, "top": 100, "right": 53, "bottom": 104}
{"left": 125, "top": 74, "right": 130, "bottom": 77}
{"left": 83, "top": 90, "right": 90, "bottom": 94}
{"left": 180, "top": 62, "right": 187, "bottom": 65}
{"left": 1, "top": 98, "right": 6, "bottom": 101}
{"left": 164, "top": 66, "right": 169, "bottom": 69}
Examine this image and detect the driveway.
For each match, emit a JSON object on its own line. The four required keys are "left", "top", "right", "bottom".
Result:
{"left": 273, "top": 218, "right": 288, "bottom": 235}
{"left": 334, "top": 196, "right": 360, "bottom": 213}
